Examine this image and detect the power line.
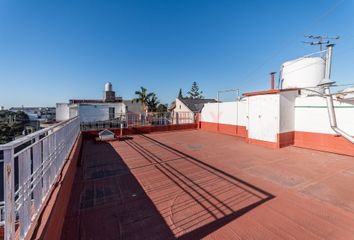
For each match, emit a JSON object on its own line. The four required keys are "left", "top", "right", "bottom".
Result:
{"left": 303, "top": 35, "right": 340, "bottom": 57}
{"left": 240, "top": 0, "right": 346, "bottom": 82}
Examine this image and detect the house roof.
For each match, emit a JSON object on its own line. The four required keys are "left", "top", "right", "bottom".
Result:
{"left": 179, "top": 98, "right": 217, "bottom": 113}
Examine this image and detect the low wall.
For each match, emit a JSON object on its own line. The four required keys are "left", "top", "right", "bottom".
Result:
{"left": 294, "top": 96, "right": 354, "bottom": 156}
{"left": 294, "top": 131, "right": 354, "bottom": 156}
{"left": 199, "top": 95, "right": 354, "bottom": 156}
{"left": 26, "top": 133, "right": 83, "bottom": 240}
{"left": 82, "top": 123, "right": 198, "bottom": 138}
{"left": 199, "top": 122, "right": 247, "bottom": 138}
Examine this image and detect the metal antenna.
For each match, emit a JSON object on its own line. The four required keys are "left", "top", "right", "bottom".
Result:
{"left": 303, "top": 35, "right": 340, "bottom": 57}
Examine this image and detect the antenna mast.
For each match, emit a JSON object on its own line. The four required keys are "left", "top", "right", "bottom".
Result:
{"left": 303, "top": 35, "right": 340, "bottom": 57}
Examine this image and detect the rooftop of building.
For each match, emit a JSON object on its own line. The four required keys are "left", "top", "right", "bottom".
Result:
{"left": 178, "top": 98, "right": 217, "bottom": 113}
{"left": 56, "top": 130, "right": 354, "bottom": 239}
{"left": 68, "top": 97, "right": 123, "bottom": 104}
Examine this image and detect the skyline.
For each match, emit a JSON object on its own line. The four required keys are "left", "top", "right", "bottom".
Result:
{"left": 1, "top": 0, "right": 354, "bottom": 108}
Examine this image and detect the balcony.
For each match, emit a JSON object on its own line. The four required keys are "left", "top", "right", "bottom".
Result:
{"left": 2, "top": 114, "right": 354, "bottom": 239}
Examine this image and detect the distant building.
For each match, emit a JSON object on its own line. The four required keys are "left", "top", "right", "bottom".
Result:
{"left": 170, "top": 97, "right": 217, "bottom": 124}
{"left": 123, "top": 100, "right": 145, "bottom": 114}
{"left": 56, "top": 82, "right": 126, "bottom": 122}
{"left": 9, "top": 107, "right": 56, "bottom": 123}
{"left": 171, "top": 97, "right": 217, "bottom": 114}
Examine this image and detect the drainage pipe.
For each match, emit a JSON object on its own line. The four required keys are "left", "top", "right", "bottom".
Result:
{"left": 322, "top": 44, "right": 354, "bottom": 144}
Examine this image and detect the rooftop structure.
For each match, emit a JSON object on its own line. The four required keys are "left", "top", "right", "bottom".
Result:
{"left": 0, "top": 46, "right": 353, "bottom": 240}
{"left": 56, "top": 83, "right": 126, "bottom": 122}
{"left": 178, "top": 98, "right": 217, "bottom": 113}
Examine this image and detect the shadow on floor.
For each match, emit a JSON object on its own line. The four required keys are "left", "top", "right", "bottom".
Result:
{"left": 122, "top": 134, "right": 275, "bottom": 239}
{"left": 62, "top": 132, "right": 275, "bottom": 240}
{"left": 61, "top": 137, "right": 175, "bottom": 240}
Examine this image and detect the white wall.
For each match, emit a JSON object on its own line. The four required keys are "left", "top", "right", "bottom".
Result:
{"left": 79, "top": 103, "right": 126, "bottom": 122}
{"left": 56, "top": 103, "right": 70, "bottom": 121}
{"left": 174, "top": 98, "right": 193, "bottom": 114}
{"left": 201, "top": 100, "right": 248, "bottom": 126}
{"left": 172, "top": 98, "right": 194, "bottom": 124}
{"left": 279, "top": 91, "right": 299, "bottom": 133}
{"left": 295, "top": 96, "right": 354, "bottom": 135}
{"left": 247, "top": 94, "right": 279, "bottom": 142}
{"left": 199, "top": 90, "right": 354, "bottom": 144}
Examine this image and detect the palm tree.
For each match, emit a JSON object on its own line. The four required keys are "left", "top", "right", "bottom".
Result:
{"left": 147, "top": 93, "right": 160, "bottom": 112}
{"left": 132, "top": 87, "right": 154, "bottom": 113}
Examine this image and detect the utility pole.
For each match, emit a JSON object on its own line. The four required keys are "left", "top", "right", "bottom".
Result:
{"left": 303, "top": 35, "right": 339, "bottom": 57}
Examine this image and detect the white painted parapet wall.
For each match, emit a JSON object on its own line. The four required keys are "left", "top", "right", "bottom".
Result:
{"left": 295, "top": 95, "right": 354, "bottom": 135}
{"left": 200, "top": 91, "right": 354, "bottom": 155}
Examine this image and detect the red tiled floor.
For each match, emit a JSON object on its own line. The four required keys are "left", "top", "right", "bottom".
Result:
{"left": 62, "top": 130, "right": 354, "bottom": 239}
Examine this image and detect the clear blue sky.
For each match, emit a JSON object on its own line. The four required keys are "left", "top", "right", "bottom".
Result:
{"left": 1, "top": 0, "right": 353, "bottom": 108}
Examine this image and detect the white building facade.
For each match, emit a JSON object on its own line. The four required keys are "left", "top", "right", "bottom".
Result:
{"left": 56, "top": 83, "right": 126, "bottom": 122}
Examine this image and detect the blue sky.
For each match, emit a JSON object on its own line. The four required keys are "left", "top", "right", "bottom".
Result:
{"left": 0, "top": 0, "right": 353, "bottom": 108}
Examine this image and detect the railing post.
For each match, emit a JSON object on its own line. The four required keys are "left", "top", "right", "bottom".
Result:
{"left": 3, "top": 147, "right": 15, "bottom": 240}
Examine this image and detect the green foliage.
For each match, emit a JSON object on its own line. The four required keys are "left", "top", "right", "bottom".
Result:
{"left": 156, "top": 104, "right": 167, "bottom": 113}
{"left": 132, "top": 87, "right": 154, "bottom": 112}
{"left": 132, "top": 87, "right": 161, "bottom": 113}
{"left": 178, "top": 88, "right": 183, "bottom": 99}
{"left": 146, "top": 93, "right": 160, "bottom": 112}
{"left": 0, "top": 110, "right": 30, "bottom": 144}
{"left": 187, "top": 81, "right": 204, "bottom": 99}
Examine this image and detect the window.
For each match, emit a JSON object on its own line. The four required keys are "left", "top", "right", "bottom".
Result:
{"left": 109, "top": 107, "right": 115, "bottom": 120}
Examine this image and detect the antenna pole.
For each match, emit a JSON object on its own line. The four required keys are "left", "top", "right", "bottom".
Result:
{"left": 303, "top": 35, "right": 339, "bottom": 57}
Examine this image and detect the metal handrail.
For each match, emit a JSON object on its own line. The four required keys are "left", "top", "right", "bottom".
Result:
{"left": 2, "top": 117, "right": 80, "bottom": 240}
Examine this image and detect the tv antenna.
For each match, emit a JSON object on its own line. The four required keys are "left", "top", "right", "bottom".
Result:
{"left": 303, "top": 35, "right": 339, "bottom": 57}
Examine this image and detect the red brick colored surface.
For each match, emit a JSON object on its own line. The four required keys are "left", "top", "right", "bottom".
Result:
{"left": 83, "top": 123, "right": 197, "bottom": 138}
{"left": 294, "top": 131, "right": 354, "bottom": 156}
{"left": 61, "top": 130, "right": 354, "bottom": 239}
{"left": 200, "top": 121, "right": 353, "bottom": 156}
{"left": 242, "top": 88, "right": 299, "bottom": 97}
{"left": 277, "top": 131, "right": 295, "bottom": 148}
{"left": 199, "top": 122, "right": 248, "bottom": 138}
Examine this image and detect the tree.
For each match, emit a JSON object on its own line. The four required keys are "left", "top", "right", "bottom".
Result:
{"left": 0, "top": 111, "right": 30, "bottom": 144}
{"left": 146, "top": 93, "right": 160, "bottom": 112}
{"left": 178, "top": 88, "right": 183, "bottom": 99}
{"left": 132, "top": 87, "right": 154, "bottom": 113}
{"left": 187, "top": 81, "right": 204, "bottom": 99}
{"left": 157, "top": 104, "right": 167, "bottom": 113}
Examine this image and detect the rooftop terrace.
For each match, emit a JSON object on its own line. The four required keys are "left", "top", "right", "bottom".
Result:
{"left": 59, "top": 130, "right": 354, "bottom": 239}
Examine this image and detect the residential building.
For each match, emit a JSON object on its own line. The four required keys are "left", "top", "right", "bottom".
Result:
{"left": 56, "top": 82, "right": 126, "bottom": 122}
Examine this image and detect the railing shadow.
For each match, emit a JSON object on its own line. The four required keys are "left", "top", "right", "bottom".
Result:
{"left": 120, "top": 134, "right": 274, "bottom": 239}
{"left": 61, "top": 137, "right": 175, "bottom": 240}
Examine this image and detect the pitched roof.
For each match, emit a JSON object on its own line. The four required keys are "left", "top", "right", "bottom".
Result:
{"left": 179, "top": 98, "right": 217, "bottom": 113}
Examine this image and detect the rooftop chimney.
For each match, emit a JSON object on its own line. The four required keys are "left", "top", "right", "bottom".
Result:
{"left": 270, "top": 72, "right": 276, "bottom": 90}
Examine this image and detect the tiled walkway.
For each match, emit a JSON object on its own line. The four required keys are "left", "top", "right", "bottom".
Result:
{"left": 62, "top": 130, "right": 354, "bottom": 239}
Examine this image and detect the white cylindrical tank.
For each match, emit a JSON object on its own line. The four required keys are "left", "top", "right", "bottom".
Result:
{"left": 105, "top": 82, "right": 112, "bottom": 92}
{"left": 281, "top": 57, "right": 325, "bottom": 89}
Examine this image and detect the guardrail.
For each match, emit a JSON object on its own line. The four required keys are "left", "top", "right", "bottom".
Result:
{"left": 0, "top": 117, "right": 80, "bottom": 240}
{"left": 80, "top": 112, "right": 196, "bottom": 131}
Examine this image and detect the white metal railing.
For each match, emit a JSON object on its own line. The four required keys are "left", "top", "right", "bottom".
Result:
{"left": 80, "top": 112, "right": 196, "bottom": 131}
{"left": 0, "top": 117, "right": 80, "bottom": 240}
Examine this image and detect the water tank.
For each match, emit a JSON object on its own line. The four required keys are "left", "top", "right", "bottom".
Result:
{"left": 281, "top": 57, "right": 325, "bottom": 89}
{"left": 105, "top": 82, "right": 112, "bottom": 92}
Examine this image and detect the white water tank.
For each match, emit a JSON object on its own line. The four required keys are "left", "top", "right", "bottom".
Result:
{"left": 105, "top": 82, "right": 112, "bottom": 92}
{"left": 281, "top": 57, "right": 325, "bottom": 89}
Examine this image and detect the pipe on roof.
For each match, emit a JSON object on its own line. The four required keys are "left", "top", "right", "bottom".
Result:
{"left": 322, "top": 44, "right": 354, "bottom": 144}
